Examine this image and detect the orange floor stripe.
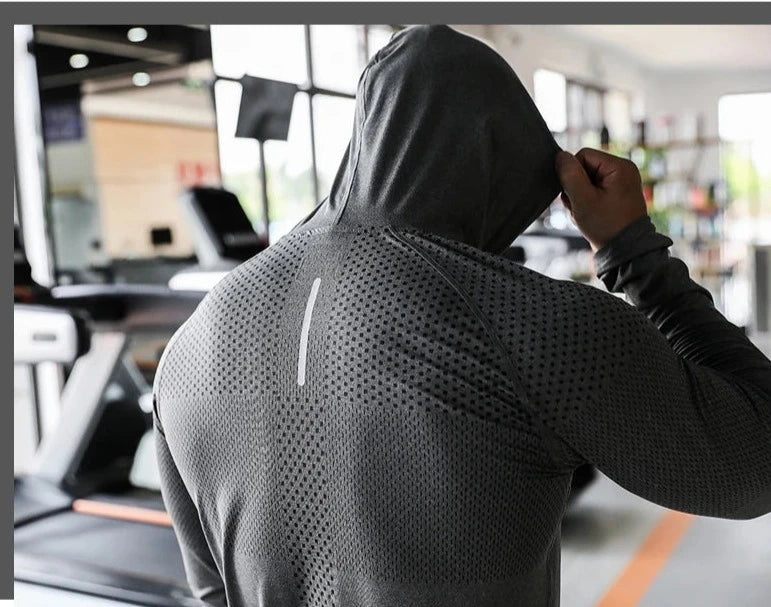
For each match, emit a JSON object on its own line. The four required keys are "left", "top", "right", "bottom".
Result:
{"left": 597, "top": 510, "right": 694, "bottom": 607}
{"left": 72, "top": 498, "right": 173, "bottom": 527}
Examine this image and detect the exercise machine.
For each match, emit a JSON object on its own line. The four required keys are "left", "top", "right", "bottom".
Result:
{"left": 170, "top": 187, "right": 267, "bottom": 291}
{"left": 14, "top": 271, "right": 203, "bottom": 606}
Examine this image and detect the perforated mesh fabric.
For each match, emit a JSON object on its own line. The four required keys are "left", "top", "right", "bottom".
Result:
{"left": 155, "top": 223, "right": 771, "bottom": 607}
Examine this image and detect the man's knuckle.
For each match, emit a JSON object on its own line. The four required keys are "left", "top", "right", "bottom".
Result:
{"left": 619, "top": 158, "right": 638, "bottom": 173}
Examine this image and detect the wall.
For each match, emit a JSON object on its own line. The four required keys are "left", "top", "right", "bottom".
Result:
{"left": 88, "top": 118, "right": 220, "bottom": 258}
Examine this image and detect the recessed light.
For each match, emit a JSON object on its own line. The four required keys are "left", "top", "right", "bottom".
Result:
{"left": 69, "top": 53, "right": 89, "bottom": 69}
{"left": 132, "top": 72, "right": 151, "bottom": 87}
{"left": 127, "top": 27, "right": 148, "bottom": 43}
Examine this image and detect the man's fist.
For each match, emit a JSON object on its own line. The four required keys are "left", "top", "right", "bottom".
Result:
{"left": 555, "top": 148, "right": 648, "bottom": 251}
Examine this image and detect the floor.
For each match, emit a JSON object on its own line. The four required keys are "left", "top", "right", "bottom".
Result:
{"left": 561, "top": 473, "right": 771, "bottom": 607}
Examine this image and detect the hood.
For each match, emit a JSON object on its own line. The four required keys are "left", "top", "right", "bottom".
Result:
{"left": 295, "top": 25, "right": 561, "bottom": 254}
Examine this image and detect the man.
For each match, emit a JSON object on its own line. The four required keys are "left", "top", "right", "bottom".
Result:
{"left": 154, "top": 25, "right": 771, "bottom": 606}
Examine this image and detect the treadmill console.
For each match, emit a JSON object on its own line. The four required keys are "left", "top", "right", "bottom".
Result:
{"left": 180, "top": 187, "right": 267, "bottom": 266}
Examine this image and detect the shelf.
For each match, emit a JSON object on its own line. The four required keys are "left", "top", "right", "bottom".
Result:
{"left": 639, "top": 137, "right": 722, "bottom": 152}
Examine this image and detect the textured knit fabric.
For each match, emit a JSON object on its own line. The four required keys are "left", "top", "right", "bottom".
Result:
{"left": 154, "top": 25, "right": 771, "bottom": 607}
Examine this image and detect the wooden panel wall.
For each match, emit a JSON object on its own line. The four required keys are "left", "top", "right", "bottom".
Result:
{"left": 88, "top": 118, "right": 220, "bottom": 258}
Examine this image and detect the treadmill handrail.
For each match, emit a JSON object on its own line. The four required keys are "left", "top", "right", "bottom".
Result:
{"left": 50, "top": 284, "right": 205, "bottom": 329}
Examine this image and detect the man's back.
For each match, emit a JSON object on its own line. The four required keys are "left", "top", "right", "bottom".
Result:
{"left": 154, "top": 25, "right": 771, "bottom": 607}
{"left": 156, "top": 227, "right": 577, "bottom": 605}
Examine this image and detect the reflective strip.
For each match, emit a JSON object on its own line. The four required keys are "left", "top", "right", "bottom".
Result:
{"left": 297, "top": 278, "right": 321, "bottom": 386}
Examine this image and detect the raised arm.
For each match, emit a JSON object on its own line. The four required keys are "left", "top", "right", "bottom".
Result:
{"left": 553, "top": 149, "right": 771, "bottom": 518}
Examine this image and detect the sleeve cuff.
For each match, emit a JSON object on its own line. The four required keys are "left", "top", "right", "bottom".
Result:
{"left": 594, "top": 215, "right": 672, "bottom": 278}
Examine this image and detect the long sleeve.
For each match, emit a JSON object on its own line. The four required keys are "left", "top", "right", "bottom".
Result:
{"left": 552, "top": 216, "right": 771, "bottom": 519}
{"left": 595, "top": 216, "right": 771, "bottom": 395}
{"left": 154, "top": 404, "right": 227, "bottom": 605}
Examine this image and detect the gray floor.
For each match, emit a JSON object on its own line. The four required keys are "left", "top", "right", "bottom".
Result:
{"left": 562, "top": 473, "right": 771, "bottom": 607}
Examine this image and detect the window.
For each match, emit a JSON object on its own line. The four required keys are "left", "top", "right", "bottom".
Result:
{"left": 715, "top": 92, "right": 771, "bottom": 326}
{"left": 210, "top": 25, "right": 396, "bottom": 241}
{"left": 534, "top": 69, "right": 567, "bottom": 134}
{"left": 718, "top": 91, "right": 771, "bottom": 234}
{"left": 312, "top": 95, "right": 357, "bottom": 197}
{"left": 533, "top": 68, "right": 632, "bottom": 152}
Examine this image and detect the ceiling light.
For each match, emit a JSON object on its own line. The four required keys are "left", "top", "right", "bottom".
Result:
{"left": 69, "top": 53, "right": 89, "bottom": 69}
{"left": 132, "top": 72, "right": 151, "bottom": 87}
{"left": 127, "top": 27, "right": 148, "bottom": 43}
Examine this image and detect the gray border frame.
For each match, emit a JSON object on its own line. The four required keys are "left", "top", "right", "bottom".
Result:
{"left": 4, "top": 1, "right": 771, "bottom": 600}
{"left": 4, "top": 2, "right": 771, "bottom": 25}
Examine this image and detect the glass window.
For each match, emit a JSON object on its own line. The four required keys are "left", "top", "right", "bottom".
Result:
{"left": 264, "top": 93, "right": 315, "bottom": 240}
{"left": 310, "top": 26, "right": 366, "bottom": 94}
{"left": 719, "top": 92, "right": 771, "bottom": 143}
{"left": 367, "top": 25, "right": 396, "bottom": 60}
{"left": 211, "top": 25, "right": 397, "bottom": 241}
{"left": 533, "top": 69, "right": 567, "bottom": 133}
{"left": 214, "top": 79, "right": 262, "bottom": 226}
{"left": 566, "top": 83, "right": 584, "bottom": 133}
{"left": 604, "top": 89, "right": 632, "bottom": 146}
{"left": 719, "top": 92, "right": 771, "bottom": 221}
{"left": 312, "top": 95, "right": 356, "bottom": 198}
{"left": 215, "top": 79, "right": 315, "bottom": 240}
{"left": 211, "top": 25, "right": 307, "bottom": 83}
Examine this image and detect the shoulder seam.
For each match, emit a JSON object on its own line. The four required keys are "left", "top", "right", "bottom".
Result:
{"left": 384, "top": 228, "right": 569, "bottom": 467}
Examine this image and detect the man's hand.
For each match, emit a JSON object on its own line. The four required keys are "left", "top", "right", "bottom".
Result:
{"left": 555, "top": 148, "right": 648, "bottom": 251}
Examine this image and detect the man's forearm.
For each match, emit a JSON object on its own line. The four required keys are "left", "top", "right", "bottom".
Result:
{"left": 594, "top": 215, "right": 771, "bottom": 393}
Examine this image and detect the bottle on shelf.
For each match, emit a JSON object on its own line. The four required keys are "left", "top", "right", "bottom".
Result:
{"left": 600, "top": 123, "right": 610, "bottom": 151}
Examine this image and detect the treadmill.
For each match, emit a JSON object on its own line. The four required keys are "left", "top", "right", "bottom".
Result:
{"left": 13, "top": 189, "right": 263, "bottom": 605}
{"left": 170, "top": 187, "right": 268, "bottom": 291}
{"left": 14, "top": 265, "right": 204, "bottom": 605}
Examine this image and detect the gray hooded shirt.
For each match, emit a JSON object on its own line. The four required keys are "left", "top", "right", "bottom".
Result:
{"left": 154, "top": 25, "right": 771, "bottom": 607}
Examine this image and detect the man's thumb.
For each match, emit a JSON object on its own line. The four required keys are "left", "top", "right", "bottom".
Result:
{"left": 555, "top": 151, "right": 594, "bottom": 205}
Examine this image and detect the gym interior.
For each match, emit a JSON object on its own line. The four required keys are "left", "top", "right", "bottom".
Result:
{"left": 13, "top": 24, "right": 771, "bottom": 606}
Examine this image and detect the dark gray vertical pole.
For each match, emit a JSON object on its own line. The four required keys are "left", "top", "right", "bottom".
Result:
{"left": 258, "top": 140, "right": 270, "bottom": 243}
{"left": 304, "top": 24, "right": 321, "bottom": 203}
{"left": 362, "top": 25, "right": 370, "bottom": 65}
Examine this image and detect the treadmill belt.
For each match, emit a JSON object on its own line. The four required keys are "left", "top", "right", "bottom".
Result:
{"left": 15, "top": 510, "right": 195, "bottom": 606}
{"left": 14, "top": 477, "right": 72, "bottom": 527}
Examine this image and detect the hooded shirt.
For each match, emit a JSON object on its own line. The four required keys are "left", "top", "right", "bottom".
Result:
{"left": 154, "top": 25, "right": 771, "bottom": 607}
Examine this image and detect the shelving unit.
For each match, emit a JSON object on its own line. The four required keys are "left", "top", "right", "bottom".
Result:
{"left": 624, "top": 131, "right": 732, "bottom": 310}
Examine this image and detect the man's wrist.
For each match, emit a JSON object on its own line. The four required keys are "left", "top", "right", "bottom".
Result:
{"left": 594, "top": 215, "right": 671, "bottom": 279}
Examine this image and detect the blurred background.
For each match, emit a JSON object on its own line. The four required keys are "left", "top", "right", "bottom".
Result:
{"left": 13, "top": 24, "right": 771, "bottom": 607}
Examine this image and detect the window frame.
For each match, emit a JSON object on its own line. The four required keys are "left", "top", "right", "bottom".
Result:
{"left": 212, "top": 25, "right": 393, "bottom": 228}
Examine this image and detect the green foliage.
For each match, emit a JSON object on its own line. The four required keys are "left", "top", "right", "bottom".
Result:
{"left": 648, "top": 207, "right": 673, "bottom": 235}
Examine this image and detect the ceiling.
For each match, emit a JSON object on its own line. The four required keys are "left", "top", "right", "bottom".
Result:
{"left": 559, "top": 25, "right": 771, "bottom": 71}
{"left": 34, "top": 25, "right": 212, "bottom": 97}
